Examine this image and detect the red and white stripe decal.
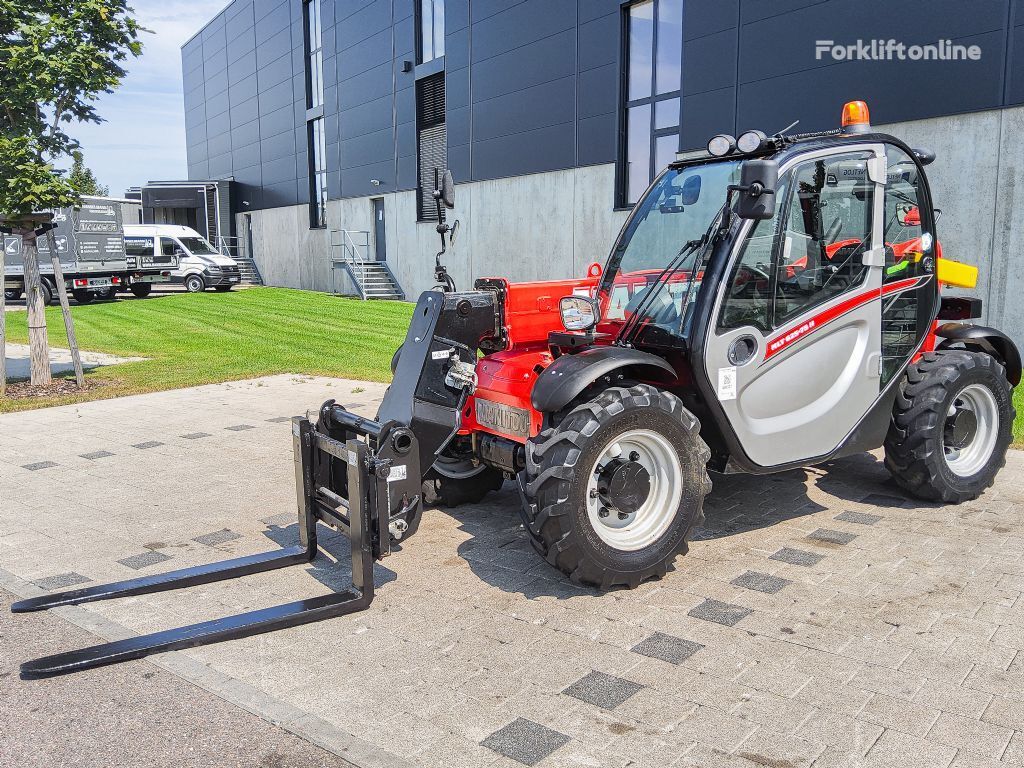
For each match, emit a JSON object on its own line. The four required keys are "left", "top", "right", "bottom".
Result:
{"left": 763, "top": 275, "right": 931, "bottom": 361}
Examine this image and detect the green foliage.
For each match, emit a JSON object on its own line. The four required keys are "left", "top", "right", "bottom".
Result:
{"left": 0, "top": 0, "right": 142, "bottom": 215}
{"left": 68, "top": 152, "right": 109, "bottom": 196}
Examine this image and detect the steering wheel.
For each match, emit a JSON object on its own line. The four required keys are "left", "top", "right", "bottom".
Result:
{"left": 730, "top": 263, "right": 770, "bottom": 298}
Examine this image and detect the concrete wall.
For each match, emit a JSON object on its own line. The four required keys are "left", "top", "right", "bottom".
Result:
{"left": 240, "top": 105, "right": 1024, "bottom": 345}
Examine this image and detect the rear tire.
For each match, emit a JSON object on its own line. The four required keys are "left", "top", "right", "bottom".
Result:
{"left": 523, "top": 384, "right": 711, "bottom": 589}
{"left": 885, "top": 350, "right": 1014, "bottom": 503}
{"left": 72, "top": 289, "right": 94, "bottom": 304}
{"left": 130, "top": 283, "right": 152, "bottom": 298}
{"left": 4, "top": 289, "right": 22, "bottom": 301}
{"left": 422, "top": 452, "right": 505, "bottom": 508}
{"left": 214, "top": 285, "right": 233, "bottom": 292}
{"left": 184, "top": 274, "right": 206, "bottom": 293}
{"left": 38, "top": 281, "right": 54, "bottom": 306}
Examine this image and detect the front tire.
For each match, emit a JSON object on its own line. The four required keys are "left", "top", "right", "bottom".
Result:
{"left": 214, "top": 285, "right": 233, "bottom": 292}
{"left": 523, "top": 384, "right": 711, "bottom": 589}
{"left": 885, "top": 350, "right": 1014, "bottom": 503}
{"left": 184, "top": 274, "right": 206, "bottom": 293}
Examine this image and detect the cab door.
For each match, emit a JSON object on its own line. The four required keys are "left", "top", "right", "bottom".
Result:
{"left": 703, "top": 144, "right": 888, "bottom": 468}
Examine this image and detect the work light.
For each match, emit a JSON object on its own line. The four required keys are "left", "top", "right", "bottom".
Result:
{"left": 707, "top": 134, "right": 736, "bottom": 157}
{"left": 737, "top": 130, "right": 767, "bottom": 154}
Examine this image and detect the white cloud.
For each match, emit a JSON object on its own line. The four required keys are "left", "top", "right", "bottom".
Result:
{"left": 72, "top": 1, "right": 217, "bottom": 196}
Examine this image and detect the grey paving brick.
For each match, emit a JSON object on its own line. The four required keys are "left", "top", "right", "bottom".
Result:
{"left": 926, "top": 711, "right": 1014, "bottom": 759}
{"left": 261, "top": 512, "right": 294, "bottom": 527}
{"left": 481, "top": 718, "right": 570, "bottom": 766}
{"left": 22, "top": 461, "right": 58, "bottom": 471}
{"left": 631, "top": 631, "right": 704, "bottom": 665}
{"left": 808, "top": 528, "right": 857, "bottom": 545}
{"left": 225, "top": 424, "right": 255, "bottom": 431}
{"left": 192, "top": 529, "right": 243, "bottom": 547}
{"left": 117, "top": 550, "right": 172, "bottom": 570}
{"left": 181, "top": 432, "right": 211, "bottom": 439}
{"left": 563, "top": 671, "right": 643, "bottom": 709}
{"left": 835, "top": 510, "right": 883, "bottom": 526}
{"left": 770, "top": 547, "right": 825, "bottom": 566}
{"left": 80, "top": 450, "right": 115, "bottom": 460}
{"left": 687, "top": 598, "right": 753, "bottom": 627}
{"left": 731, "top": 570, "right": 792, "bottom": 594}
{"left": 132, "top": 441, "right": 164, "bottom": 450}
{"left": 863, "top": 729, "right": 955, "bottom": 768}
{"left": 33, "top": 572, "right": 90, "bottom": 591}
{"left": 860, "top": 493, "right": 908, "bottom": 507}
{"left": 266, "top": 416, "right": 293, "bottom": 423}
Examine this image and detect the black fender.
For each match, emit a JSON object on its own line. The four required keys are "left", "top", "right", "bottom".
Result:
{"left": 935, "top": 323, "right": 1021, "bottom": 387}
{"left": 531, "top": 346, "right": 676, "bottom": 413}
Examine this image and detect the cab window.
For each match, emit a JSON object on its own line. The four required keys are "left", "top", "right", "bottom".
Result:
{"left": 719, "top": 150, "right": 875, "bottom": 333}
{"left": 881, "top": 145, "right": 934, "bottom": 383}
{"left": 124, "top": 237, "right": 154, "bottom": 257}
{"left": 160, "top": 238, "right": 181, "bottom": 257}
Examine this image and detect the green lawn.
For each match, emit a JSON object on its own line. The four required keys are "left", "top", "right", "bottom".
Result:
{"left": 1015, "top": 387, "right": 1024, "bottom": 447}
{"left": 1, "top": 287, "right": 413, "bottom": 413}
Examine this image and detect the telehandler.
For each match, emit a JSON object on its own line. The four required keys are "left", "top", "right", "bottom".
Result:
{"left": 15, "top": 101, "right": 1018, "bottom": 678}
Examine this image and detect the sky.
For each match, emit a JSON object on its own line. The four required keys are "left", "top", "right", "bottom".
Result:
{"left": 72, "top": 1, "right": 215, "bottom": 198}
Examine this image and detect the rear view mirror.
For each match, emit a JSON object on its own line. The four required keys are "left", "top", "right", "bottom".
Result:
{"left": 440, "top": 170, "right": 455, "bottom": 209}
{"left": 736, "top": 159, "right": 778, "bottom": 220}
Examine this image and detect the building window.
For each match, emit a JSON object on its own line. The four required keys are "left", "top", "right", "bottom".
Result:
{"left": 304, "top": 0, "right": 327, "bottom": 228}
{"left": 416, "top": 72, "right": 446, "bottom": 221}
{"left": 305, "top": 0, "right": 324, "bottom": 109}
{"left": 309, "top": 117, "right": 328, "bottom": 228}
{"left": 418, "top": 0, "right": 445, "bottom": 64}
{"left": 621, "top": 0, "right": 683, "bottom": 206}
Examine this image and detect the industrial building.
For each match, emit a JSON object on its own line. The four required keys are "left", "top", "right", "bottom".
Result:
{"left": 181, "top": 0, "right": 1024, "bottom": 338}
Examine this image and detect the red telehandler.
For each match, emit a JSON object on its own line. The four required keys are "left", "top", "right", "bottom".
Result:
{"left": 15, "top": 101, "right": 1018, "bottom": 678}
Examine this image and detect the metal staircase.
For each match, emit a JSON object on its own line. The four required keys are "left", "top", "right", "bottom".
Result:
{"left": 216, "top": 236, "right": 263, "bottom": 285}
{"left": 328, "top": 229, "right": 404, "bottom": 300}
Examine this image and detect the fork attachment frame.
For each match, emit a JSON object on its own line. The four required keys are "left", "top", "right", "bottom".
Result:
{"left": 14, "top": 414, "right": 423, "bottom": 679}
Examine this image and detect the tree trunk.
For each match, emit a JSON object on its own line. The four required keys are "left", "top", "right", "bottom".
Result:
{"left": 0, "top": 236, "right": 6, "bottom": 397}
{"left": 23, "top": 238, "right": 51, "bottom": 386}
{"left": 46, "top": 229, "right": 84, "bottom": 387}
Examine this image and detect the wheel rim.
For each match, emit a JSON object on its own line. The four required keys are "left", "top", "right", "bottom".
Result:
{"left": 433, "top": 454, "right": 489, "bottom": 480}
{"left": 585, "top": 429, "right": 682, "bottom": 552}
{"left": 943, "top": 383, "right": 999, "bottom": 478}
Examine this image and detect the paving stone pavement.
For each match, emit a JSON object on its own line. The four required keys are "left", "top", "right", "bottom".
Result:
{"left": 1, "top": 373, "right": 1023, "bottom": 768}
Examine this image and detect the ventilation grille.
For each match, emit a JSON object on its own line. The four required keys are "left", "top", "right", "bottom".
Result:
{"left": 417, "top": 73, "right": 446, "bottom": 221}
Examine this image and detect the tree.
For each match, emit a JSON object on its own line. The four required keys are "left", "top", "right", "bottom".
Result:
{"left": 68, "top": 152, "right": 110, "bottom": 197}
{"left": 0, "top": 0, "right": 142, "bottom": 386}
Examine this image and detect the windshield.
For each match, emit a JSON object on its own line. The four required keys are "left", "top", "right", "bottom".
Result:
{"left": 598, "top": 160, "right": 742, "bottom": 341}
{"left": 178, "top": 237, "right": 219, "bottom": 256}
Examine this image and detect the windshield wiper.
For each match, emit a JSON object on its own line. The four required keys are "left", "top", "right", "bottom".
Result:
{"left": 615, "top": 234, "right": 708, "bottom": 347}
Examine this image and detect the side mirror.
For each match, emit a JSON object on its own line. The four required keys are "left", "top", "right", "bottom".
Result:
{"left": 736, "top": 159, "right": 778, "bottom": 220}
{"left": 440, "top": 169, "right": 455, "bottom": 209}
{"left": 897, "top": 205, "right": 921, "bottom": 227}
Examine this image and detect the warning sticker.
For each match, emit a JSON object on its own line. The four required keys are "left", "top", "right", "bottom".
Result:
{"left": 388, "top": 465, "right": 408, "bottom": 482}
{"left": 431, "top": 350, "right": 450, "bottom": 361}
{"left": 717, "top": 367, "right": 738, "bottom": 401}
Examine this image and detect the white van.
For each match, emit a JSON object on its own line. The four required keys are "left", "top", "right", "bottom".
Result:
{"left": 122, "top": 225, "right": 241, "bottom": 293}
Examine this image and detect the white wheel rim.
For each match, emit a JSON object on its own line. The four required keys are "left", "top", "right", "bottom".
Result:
{"left": 585, "top": 429, "right": 683, "bottom": 552}
{"left": 943, "top": 383, "right": 999, "bottom": 478}
{"left": 434, "top": 455, "right": 488, "bottom": 480}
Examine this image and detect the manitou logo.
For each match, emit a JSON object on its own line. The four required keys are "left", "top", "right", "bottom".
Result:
{"left": 475, "top": 398, "right": 531, "bottom": 439}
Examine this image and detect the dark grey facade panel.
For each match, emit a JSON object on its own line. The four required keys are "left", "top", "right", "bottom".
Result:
{"left": 471, "top": 0, "right": 576, "bottom": 64}
{"left": 232, "top": 119, "right": 262, "bottom": 148}
{"left": 340, "top": 158, "right": 394, "bottom": 198}
{"left": 685, "top": 0, "right": 738, "bottom": 40}
{"left": 254, "top": 0, "right": 289, "bottom": 24}
{"left": 255, "top": 2, "right": 290, "bottom": 43}
{"left": 337, "top": 29, "right": 394, "bottom": 81}
{"left": 339, "top": 127, "right": 393, "bottom": 170}
{"left": 227, "top": 27, "right": 256, "bottom": 65}
{"left": 1009, "top": 17, "right": 1024, "bottom": 105}
{"left": 471, "top": 121, "right": 576, "bottom": 180}
{"left": 447, "top": 143, "right": 471, "bottom": 182}
{"left": 259, "top": 79, "right": 297, "bottom": 115}
{"left": 682, "top": 28, "right": 737, "bottom": 97}
{"left": 447, "top": 105, "right": 470, "bottom": 146}
{"left": 226, "top": 0, "right": 254, "bottom": 26}
{"left": 445, "top": 26, "right": 470, "bottom": 72}
{"left": 260, "top": 104, "right": 298, "bottom": 139}
{"left": 470, "top": 28, "right": 576, "bottom": 101}
{"left": 577, "top": 10, "right": 618, "bottom": 72}
{"left": 232, "top": 148, "right": 261, "bottom": 172}
{"left": 207, "top": 110, "right": 231, "bottom": 136}
{"left": 231, "top": 96, "right": 260, "bottom": 127}
{"left": 262, "top": 154, "right": 299, "bottom": 185}
{"left": 681, "top": 86, "right": 736, "bottom": 150}
{"left": 578, "top": 64, "right": 618, "bottom": 119}
{"left": 446, "top": 67, "right": 470, "bottom": 110}
{"left": 338, "top": 60, "right": 393, "bottom": 106}
{"left": 336, "top": 0, "right": 391, "bottom": 51}
{"left": 577, "top": 112, "right": 616, "bottom": 167}
{"left": 204, "top": 45, "right": 228, "bottom": 77}
{"left": 397, "top": 153, "right": 417, "bottom": 189}
{"left": 263, "top": 179, "right": 301, "bottom": 207}
{"left": 261, "top": 131, "right": 297, "bottom": 163}
{"left": 446, "top": 0, "right": 469, "bottom": 32}
{"left": 341, "top": 93, "right": 395, "bottom": 140}
{"left": 208, "top": 132, "right": 233, "bottom": 159}
{"left": 473, "top": 76, "right": 576, "bottom": 142}
{"left": 229, "top": 73, "right": 259, "bottom": 106}
{"left": 208, "top": 153, "right": 233, "bottom": 177}
{"left": 256, "top": 27, "right": 295, "bottom": 68}
{"left": 578, "top": 0, "right": 621, "bottom": 25}
{"left": 256, "top": 51, "right": 294, "bottom": 90}
{"left": 204, "top": 68, "right": 229, "bottom": 100}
